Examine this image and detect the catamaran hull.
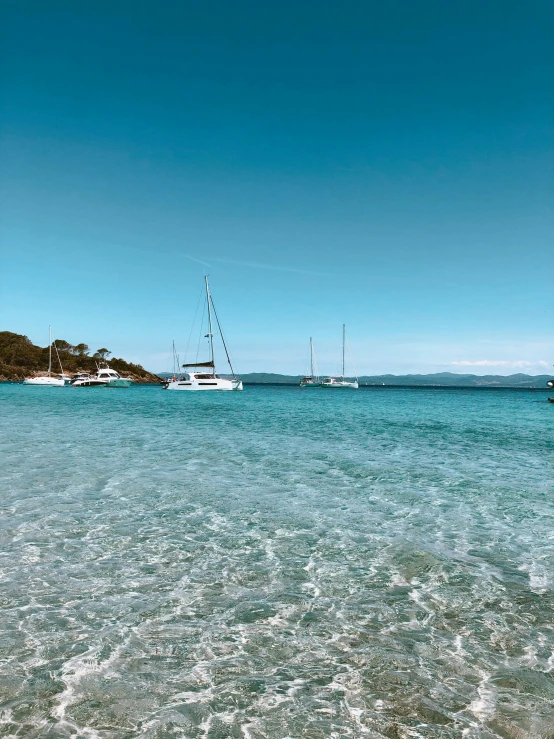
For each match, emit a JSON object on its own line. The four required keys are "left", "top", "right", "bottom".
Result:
{"left": 164, "top": 379, "right": 243, "bottom": 391}
{"left": 300, "top": 382, "right": 321, "bottom": 388}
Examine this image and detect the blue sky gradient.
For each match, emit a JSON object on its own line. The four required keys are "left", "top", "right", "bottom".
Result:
{"left": 1, "top": 1, "right": 552, "bottom": 374}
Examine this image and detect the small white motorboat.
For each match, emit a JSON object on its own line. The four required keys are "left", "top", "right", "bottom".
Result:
{"left": 70, "top": 372, "right": 107, "bottom": 388}
{"left": 97, "top": 365, "right": 133, "bottom": 387}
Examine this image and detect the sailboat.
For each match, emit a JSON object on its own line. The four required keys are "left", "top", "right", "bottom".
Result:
{"left": 23, "top": 327, "right": 66, "bottom": 386}
{"left": 164, "top": 276, "right": 243, "bottom": 391}
{"left": 161, "top": 340, "right": 182, "bottom": 389}
{"left": 320, "top": 324, "right": 359, "bottom": 389}
{"left": 300, "top": 337, "right": 320, "bottom": 387}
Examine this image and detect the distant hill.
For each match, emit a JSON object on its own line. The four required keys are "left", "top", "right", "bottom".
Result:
{"left": 359, "top": 372, "right": 552, "bottom": 388}
{"left": 0, "top": 332, "right": 160, "bottom": 383}
{"left": 157, "top": 371, "right": 553, "bottom": 388}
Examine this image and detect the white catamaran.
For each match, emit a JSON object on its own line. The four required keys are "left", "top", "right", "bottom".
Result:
{"left": 23, "top": 327, "right": 66, "bottom": 386}
{"left": 164, "top": 276, "right": 243, "bottom": 391}
{"left": 300, "top": 337, "right": 320, "bottom": 387}
{"left": 320, "top": 324, "right": 359, "bottom": 389}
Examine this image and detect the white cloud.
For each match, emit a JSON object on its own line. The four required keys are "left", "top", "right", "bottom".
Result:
{"left": 451, "top": 360, "right": 549, "bottom": 368}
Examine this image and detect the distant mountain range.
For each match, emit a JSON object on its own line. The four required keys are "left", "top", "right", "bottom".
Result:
{"left": 6, "top": 330, "right": 549, "bottom": 388}
{"left": 158, "top": 371, "right": 553, "bottom": 388}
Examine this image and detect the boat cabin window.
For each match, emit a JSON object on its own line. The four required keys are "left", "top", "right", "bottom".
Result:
{"left": 194, "top": 373, "right": 216, "bottom": 379}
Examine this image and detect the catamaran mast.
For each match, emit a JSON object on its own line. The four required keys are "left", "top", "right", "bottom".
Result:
{"left": 48, "top": 326, "right": 52, "bottom": 377}
{"left": 205, "top": 275, "right": 215, "bottom": 372}
{"left": 310, "top": 337, "right": 314, "bottom": 377}
{"left": 342, "top": 323, "right": 346, "bottom": 377}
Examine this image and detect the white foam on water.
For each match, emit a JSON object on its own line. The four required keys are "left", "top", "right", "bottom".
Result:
{"left": 527, "top": 564, "right": 549, "bottom": 594}
{"left": 521, "top": 644, "right": 539, "bottom": 667}
{"left": 468, "top": 673, "right": 496, "bottom": 723}
{"left": 51, "top": 632, "right": 131, "bottom": 734}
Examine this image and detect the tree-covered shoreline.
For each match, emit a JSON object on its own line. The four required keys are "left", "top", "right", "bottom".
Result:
{"left": 0, "top": 332, "right": 160, "bottom": 383}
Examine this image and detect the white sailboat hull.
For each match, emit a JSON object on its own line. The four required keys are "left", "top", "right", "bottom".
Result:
{"left": 318, "top": 326, "right": 358, "bottom": 390}
{"left": 24, "top": 326, "right": 67, "bottom": 386}
{"left": 23, "top": 376, "right": 65, "bottom": 386}
{"left": 321, "top": 380, "right": 359, "bottom": 389}
{"left": 165, "top": 378, "right": 243, "bottom": 391}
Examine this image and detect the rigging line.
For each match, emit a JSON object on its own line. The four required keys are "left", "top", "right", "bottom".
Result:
{"left": 346, "top": 334, "right": 358, "bottom": 381}
{"left": 52, "top": 338, "right": 64, "bottom": 374}
{"left": 312, "top": 340, "right": 319, "bottom": 381}
{"left": 209, "top": 294, "right": 238, "bottom": 378}
{"left": 183, "top": 285, "right": 204, "bottom": 366}
{"left": 195, "top": 297, "right": 207, "bottom": 366}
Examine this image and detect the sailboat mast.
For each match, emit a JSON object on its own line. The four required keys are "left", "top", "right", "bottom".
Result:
{"left": 205, "top": 275, "right": 215, "bottom": 371}
{"left": 48, "top": 326, "right": 52, "bottom": 376}
{"left": 310, "top": 337, "right": 314, "bottom": 377}
{"left": 342, "top": 323, "right": 346, "bottom": 377}
{"left": 172, "top": 340, "right": 176, "bottom": 376}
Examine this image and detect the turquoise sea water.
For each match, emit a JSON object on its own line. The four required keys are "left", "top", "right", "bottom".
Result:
{"left": 1, "top": 384, "right": 553, "bottom": 739}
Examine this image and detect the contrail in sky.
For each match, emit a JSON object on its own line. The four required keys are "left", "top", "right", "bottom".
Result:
{"left": 211, "top": 257, "right": 329, "bottom": 277}
{"left": 184, "top": 254, "right": 212, "bottom": 268}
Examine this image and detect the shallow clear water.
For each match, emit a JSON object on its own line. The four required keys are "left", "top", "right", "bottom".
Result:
{"left": 1, "top": 384, "right": 553, "bottom": 738}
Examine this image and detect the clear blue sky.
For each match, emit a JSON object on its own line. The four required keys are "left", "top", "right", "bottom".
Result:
{"left": 1, "top": 1, "right": 552, "bottom": 375}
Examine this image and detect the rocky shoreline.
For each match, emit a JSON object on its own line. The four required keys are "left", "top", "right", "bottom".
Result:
{"left": 0, "top": 364, "right": 161, "bottom": 383}
{"left": 0, "top": 332, "right": 161, "bottom": 384}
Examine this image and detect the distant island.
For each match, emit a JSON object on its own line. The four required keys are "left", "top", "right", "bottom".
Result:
{"left": 0, "top": 332, "right": 160, "bottom": 383}
{"left": 158, "top": 371, "right": 552, "bottom": 388}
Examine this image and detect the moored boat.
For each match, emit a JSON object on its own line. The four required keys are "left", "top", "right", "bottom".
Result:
{"left": 70, "top": 372, "right": 108, "bottom": 387}
{"left": 23, "top": 375, "right": 66, "bottom": 386}
{"left": 320, "top": 324, "right": 359, "bottom": 389}
{"left": 97, "top": 365, "right": 133, "bottom": 387}
{"left": 300, "top": 337, "right": 320, "bottom": 388}
{"left": 320, "top": 376, "right": 359, "bottom": 389}
{"left": 23, "top": 327, "right": 66, "bottom": 386}
{"left": 166, "top": 371, "right": 242, "bottom": 391}
{"left": 164, "top": 276, "right": 243, "bottom": 391}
